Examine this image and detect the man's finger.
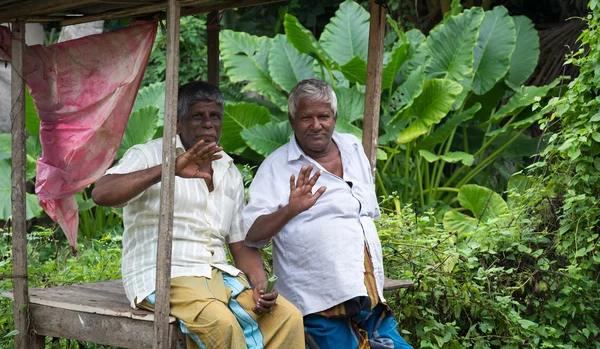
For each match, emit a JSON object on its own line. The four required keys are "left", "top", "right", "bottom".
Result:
{"left": 308, "top": 170, "right": 322, "bottom": 187}
{"left": 296, "top": 166, "right": 306, "bottom": 187}
{"left": 312, "top": 186, "right": 327, "bottom": 201}
{"left": 289, "top": 174, "right": 296, "bottom": 191}
{"left": 304, "top": 164, "right": 314, "bottom": 184}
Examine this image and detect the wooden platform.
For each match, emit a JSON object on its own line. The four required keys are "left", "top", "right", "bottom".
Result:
{"left": 2, "top": 277, "right": 412, "bottom": 348}
{"left": 2, "top": 280, "right": 185, "bottom": 349}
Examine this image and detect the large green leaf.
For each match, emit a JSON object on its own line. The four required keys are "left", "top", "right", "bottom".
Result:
{"left": 443, "top": 210, "right": 478, "bottom": 236}
{"left": 492, "top": 78, "right": 560, "bottom": 122}
{"left": 395, "top": 79, "right": 463, "bottom": 143}
{"left": 268, "top": 34, "right": 316, "bottom": 92}
{"left": 133, "top": 82, "right": 165, "bottom": 126}
{"left": 118, "top": 106, "right": 159, "bottom": 159}
{"left": 335, "top": 87, "right": 365, "bottom": 122}
{"left": 418, "top": 103, "right": 481, "bottom": 150}
{"left": 25, "top": 88, "right": 40, "bottom": 137}
{"left": 284, "top": 14, "right": 332, "bottom": 68}
{"left": 319, "top": 0, "right": 370, "bottom": 66}
{"left": 0, "top": 134, "right": 11, "bottom": 160}
{"left": 506, "top": 16, "right": 539, "bottom": 87}
{"left": 335, "top": 118, "right": 362, "bottom": 138}
{"left": 0, "top": 160, "right": 43, "bottom": 220}
{"left": 221, "top": 102, "right": 270, "bottom": 154}
{"left": 457, "top": 184, "right": 509, "bottom": 221}
{"left": 26, "top": 136, "right": 42, "bottom": 181}
{"left": 472, "top": 6, "right": 516, "bottom": 95}
{"left": 423, "top": 7, "right": 484, "bottom": 82}
{"left": 242, "top": 122, "right": 292, "bottom": 157}
{"left": 381, "top": 41, "right": 410, "bottom": 92}
{"left": 340, "top": 55, "right": 367, "bottom": 85}
{"left": 221, "top": 30, "right": 286, "bottom": 107}
{"left": 418, "top": 150, "right": 474, "bottom": 166}
{"left": 389, "top": 63, "right": 427, "bottom": 115}
{"left": 443, "top": 184, "right": 510, "bottom": 236}
{"left": 406, "top": 29, "right": 426, "bottom": 57}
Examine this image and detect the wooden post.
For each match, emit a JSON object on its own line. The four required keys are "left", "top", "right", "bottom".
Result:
{"left": 10, "top": 21, "right": 31, "bottom": 349}
{"left": 153, "top": 0, "right": 179, "bottom": 348}
{"left": 362, "top": 0, "right": 386, "bottom": 175}
{"left": 207, "top": 10, "right": 220, "bottom": 86}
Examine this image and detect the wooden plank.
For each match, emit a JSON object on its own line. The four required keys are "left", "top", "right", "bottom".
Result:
{"left": 383, "top": 278, "right": 414, "bottom": 291}
{"left": 362, "top": 0, "right": 386, "bottom": 175}
{"left": 154, "top": 0, "right": 180, "bottom": 348}
{"left": 32, "top": 334, "right": 45, "bottom": 349}
{"left": 30, "top": 304, "right": 185, "bottom": 349}
{"left": 207, "top": 10, "right": 220, "bottom": 86}
{"left": 180, "top": 0, "right": 284, "bottom": 16}
{"left": 0, "top": 0, "right": 96, "bottom": 22}
{"left": 10, "top": 21, "right": 31, "bottom": 349}
{"left": 1, "top": 281, "right": 178, "bottom": 323}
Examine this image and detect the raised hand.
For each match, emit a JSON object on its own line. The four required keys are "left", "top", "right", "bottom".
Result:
{"left": 287, "top": 164, "right": 327, "bottom": 216}
{"left": 175, "top": 140, "right": 223, "bottom": 179}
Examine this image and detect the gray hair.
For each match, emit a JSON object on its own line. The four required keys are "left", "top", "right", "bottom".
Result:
{"left": 288, "top": 78, "right": 337, "bottom": 119}
{"left": 177, "top": 81, "right": 224, "bottom": 120}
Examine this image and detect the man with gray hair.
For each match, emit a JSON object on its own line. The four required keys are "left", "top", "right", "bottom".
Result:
{"left": 92, "top": 81, "right": 304, "bottom": 349}
{"left": 244, "top": 78, "right": 412, "bottom": 348}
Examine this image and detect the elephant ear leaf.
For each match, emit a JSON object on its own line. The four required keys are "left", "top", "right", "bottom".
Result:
{"left": 395, "top": 79, "right": 463, "bottom": 144}
{"left": 319, "top": 0, "right": 370, "bottom": 66}
{"left": 472, "top": 6, "right": 516, "bottom": 95}
{"left": 506, "top": 15, "right": 539, "bottom": 87}
{"left": 221, "top": 103, "right": 271, "bottom": 154}
{"left": 242, "top": 122, "right": 292, "bottom": 158}
{"left": 0, "top": 160, "right": 43, "bottom": 220}
{"left": 118, "top": 106, "right": 159, "bottom": 159}
{"left": 269, "top": 34, "right": 315, "bottom": 92}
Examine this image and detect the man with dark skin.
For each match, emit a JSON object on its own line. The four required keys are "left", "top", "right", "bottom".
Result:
{"left": 243, "top": 78, "right": 412, "bottom": 348}
{"left": 92, "top": 81, "right": 304, "bottom": 349}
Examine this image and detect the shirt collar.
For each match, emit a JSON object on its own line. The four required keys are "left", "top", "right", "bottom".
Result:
{"left": 287, "top": 131, "right": 355, "bottom": 162}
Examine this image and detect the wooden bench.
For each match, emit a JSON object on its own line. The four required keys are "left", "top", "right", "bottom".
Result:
{"left": 2, "top": 278, "right": 412, "bottom": 349}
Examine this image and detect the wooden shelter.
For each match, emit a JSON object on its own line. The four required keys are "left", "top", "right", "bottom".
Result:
{"left": 1, "top": 1, "right": 407, "bottom": 348}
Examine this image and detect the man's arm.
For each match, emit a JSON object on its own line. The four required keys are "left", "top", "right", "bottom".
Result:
{"left": 229, "top": 241, "right": 274, "bottom": 314}
{"left": 246, "top": 164, "right": 326, "bottom": 244}
{"left": 92, "top": 140, "right": 222, "bottom": 207}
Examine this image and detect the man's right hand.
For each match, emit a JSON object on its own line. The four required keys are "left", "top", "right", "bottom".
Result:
{"left": 175, "top": 140, "right": 223, "bottom": 179}
{"left": 286, "top": 164, "right": 327, "bottom": 217}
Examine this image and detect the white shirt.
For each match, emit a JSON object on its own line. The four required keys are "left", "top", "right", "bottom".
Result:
{"left": 105, "top": 136, "right": 245, "bottom": 308}
{"left": 243, "top": 132, "right": 385, "bottom": 316}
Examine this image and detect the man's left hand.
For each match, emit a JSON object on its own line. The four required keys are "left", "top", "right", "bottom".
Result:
{"left": 252, "top": 286, "right": 278, "bottom": 315}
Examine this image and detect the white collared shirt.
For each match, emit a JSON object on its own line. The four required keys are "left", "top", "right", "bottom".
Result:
{"left": 243, "top": 132, "right": 385, "bottom": 316}
{"left": 105, "top": 136, "right": 245, "bottom": 308}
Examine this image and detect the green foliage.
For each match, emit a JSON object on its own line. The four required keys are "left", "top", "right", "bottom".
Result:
{"left": 378, "top": 201, "right": 600, "bottom": 348}
{"left": 0, "top": 228, "right": 122, "bottom": 348}
{"left": 219, "top": 0, "right": 549, "bottom": 218}
{"left": 142, "top": 15, "right": 208, "bottom": 87}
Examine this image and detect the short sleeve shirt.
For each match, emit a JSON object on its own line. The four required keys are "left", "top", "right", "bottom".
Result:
{"left": 105, "top": 136, "right": 245, "bottom": 308}
{"left": 242, "top": 132, "right": 385, "bottom": 316}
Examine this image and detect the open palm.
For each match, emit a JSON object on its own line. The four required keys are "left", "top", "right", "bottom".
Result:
{"left": 287, "top": 164, "right": 327, "bottom": 216}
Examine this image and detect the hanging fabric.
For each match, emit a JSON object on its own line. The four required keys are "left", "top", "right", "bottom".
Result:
{"left": 0, "top": 21, "right": 157, "bottom": 250}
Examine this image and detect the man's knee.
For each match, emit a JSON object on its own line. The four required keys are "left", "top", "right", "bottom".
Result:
{"left": 274, "top": 296, "right": 304, "bottom": 325}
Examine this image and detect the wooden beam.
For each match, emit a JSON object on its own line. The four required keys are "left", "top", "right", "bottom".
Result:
{"left": 0, "top": 0, "right": 94, "bottom": 22}
{"left": 10, "top": 21, "right": 31, "bottom": 349}
{"left": 362, "top": 0, "right": 386, "bottom": 176}
{"left": 206, "top": 10, "right": 220, "bottom": 86}
{"left": 154, "top": 0, "right": 179, "bottom": 348}
{"left": 180, "top": 0, "right": 284, "bottom": 16}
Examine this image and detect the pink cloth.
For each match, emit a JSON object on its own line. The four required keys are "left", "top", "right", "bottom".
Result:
{"left": 0, "top": 22, "right": 157, "bottom": 249}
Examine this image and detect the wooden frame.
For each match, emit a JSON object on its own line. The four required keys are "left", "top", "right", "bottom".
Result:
{"left": 5, "top": 0, "right": 391, "bottom": 348}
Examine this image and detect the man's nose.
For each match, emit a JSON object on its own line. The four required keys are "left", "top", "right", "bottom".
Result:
{"left": 310, "top": 116, "right": 321, "bottom": 129}
{"left": 201, "top": 115, "right": 214, "bottom": 127}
